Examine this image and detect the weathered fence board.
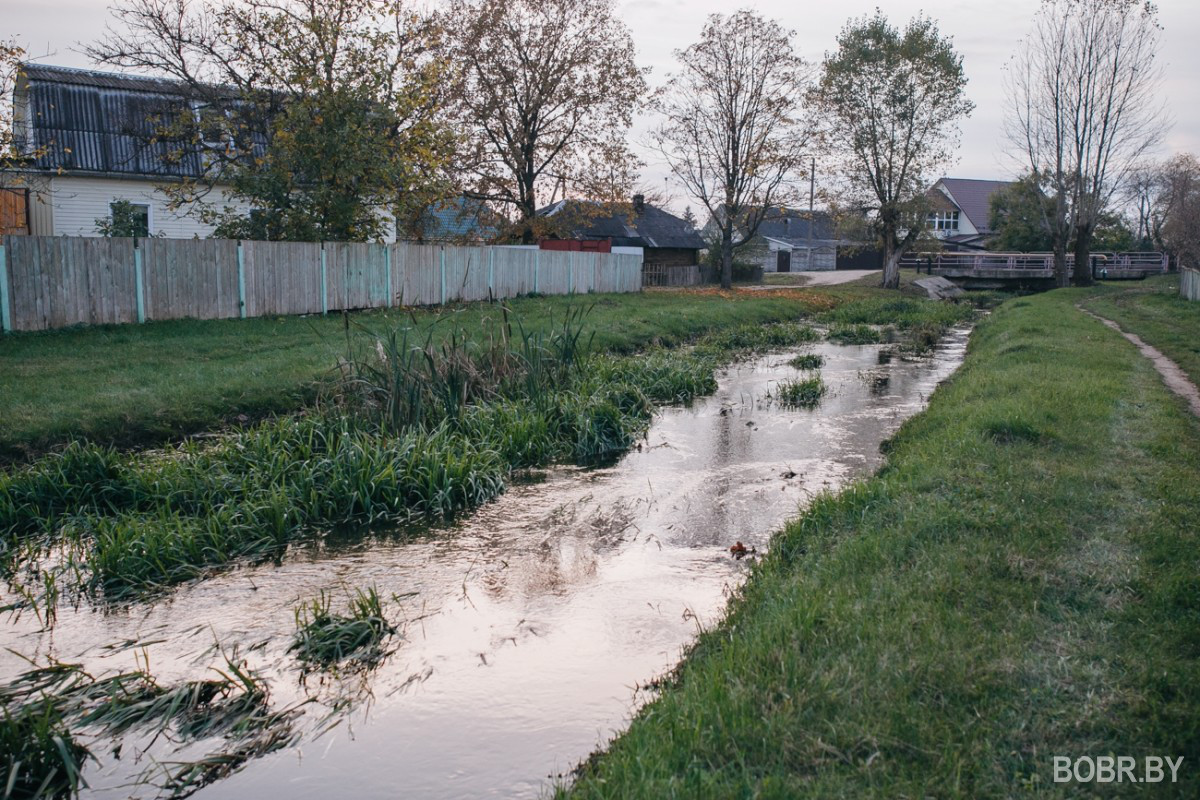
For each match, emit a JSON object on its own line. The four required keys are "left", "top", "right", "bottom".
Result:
{"left": 1181, "top": 266, "right": 1200, "bottom": 301}
{"left": 0, "top": 236, "right": 643, "bottom": 332}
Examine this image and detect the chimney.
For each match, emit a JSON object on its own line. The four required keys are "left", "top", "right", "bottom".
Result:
{"left": 632, "top": 194, "right": 645, "bottom": 214}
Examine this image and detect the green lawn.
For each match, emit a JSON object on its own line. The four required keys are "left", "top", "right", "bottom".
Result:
{"left": 0, "top": 291, "right": 835, "bottom": 462}
{"left": 1083, "top": 274, "right": 1200, "bottom": 386}
{"left": 562, "top": 287, "right": 1200, "bottom": 798}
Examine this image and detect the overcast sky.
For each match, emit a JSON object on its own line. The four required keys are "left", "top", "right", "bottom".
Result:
{"left": 10, "top": 0, "right": 1200, "bottom": 212}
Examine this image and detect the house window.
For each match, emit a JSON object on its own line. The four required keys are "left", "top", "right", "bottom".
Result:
{"left": 927, "top": 211, "right": 960, "bottom": 232}
{"left": 110, "top": 201, "right": 151, "bottom": 238}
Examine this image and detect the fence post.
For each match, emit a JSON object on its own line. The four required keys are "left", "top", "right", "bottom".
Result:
{"left": 237, "top": 241, "right": 247, "bottom": 319}
{"left": 534, "top": 249, "right": 540, "bottom": 294}
{"left": 0, "top": 238, "right": 10, "bottom": 333}
{"left": 440, "top": 247, "right": 447, "bottom": 305}
{"left": 568, "top": 251, "right": 574, "bottom": 294}
{"left": 320, "top": 243, "right": 328, "bottom": 315}
{"left": 134, "top": 239, "right": 146, "bottom": 324}
{"left": 385, "top": 246, "right": 393, "bottom": 307}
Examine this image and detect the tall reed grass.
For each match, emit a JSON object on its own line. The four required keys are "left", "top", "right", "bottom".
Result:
{"left": 0, "top": 313, "right": 826, "bottom": 604}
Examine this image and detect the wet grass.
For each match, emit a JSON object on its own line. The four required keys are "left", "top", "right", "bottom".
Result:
{"left": 787, "top": 353, "right": 825, "bottom": 370}
{"left": 773, "top": 376, "right": 827, "bottom": 409}
{"left": 825, "top": 323, "right": 887, "bottom": 344}
{"left": 562, "top": 287, "right": 1200, "bottom": 798}
{"left": 1, "top": 698, "right": 90, "bottom": 800}
{"left": 1, "top": 317, "right": 822, "bottom": 605}
{"left": 0, "top": 292, "right": 834, "bottom": 463}
{"left": 290, "top": 586, "right": 397, "bottom": 669}
{"left": 0, "top": 654, "right": 296, "bottom": 799}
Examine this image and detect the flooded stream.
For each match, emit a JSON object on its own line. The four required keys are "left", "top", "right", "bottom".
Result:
{"left": 1, "top": 329, "right": 969, "bottom": 799}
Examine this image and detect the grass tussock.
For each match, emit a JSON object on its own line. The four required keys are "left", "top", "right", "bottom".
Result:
{"left": 825, "top": 322, "right": 887, "bottom": 344}
{"left": 0, "top": 654, "right": 296, "bottom": 799}
{"left": 773, "top": 376, "right": 827, "bottom": 409}
{"left": 290, "top": 586, "right": 397, "bottom": 669}
{"left": 787, "top": 353, "right": 825, "bottom": 370}
{"left": 562, "top": 287, "right": 1200, "bottom": 798}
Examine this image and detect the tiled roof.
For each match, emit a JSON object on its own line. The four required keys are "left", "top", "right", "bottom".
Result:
{"left": 935, "top": 178, "right": 1012, "bottom": 234}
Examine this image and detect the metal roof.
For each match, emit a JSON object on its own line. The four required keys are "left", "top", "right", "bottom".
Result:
{"left": 17, "top": 63, "right": 211, "bottom": 179}
{"left": 541, "top": 199, "right": 705, "bottom": 250}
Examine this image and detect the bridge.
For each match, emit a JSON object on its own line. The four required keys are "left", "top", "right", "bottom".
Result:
{"left": 903, "top": 252, "right": 1169, "bottom": 287}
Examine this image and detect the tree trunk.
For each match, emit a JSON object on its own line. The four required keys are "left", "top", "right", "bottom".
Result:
{"left": 1072, "top": 223, "right": 1095, "bottom": 287}
{"left": 881, "top": 237, "right": 900, "bottom": 289}
{"left": 721, "top": 227, "right": 733, "bottom": 290}
{"left": 1053, "top": 242, "right": 1070, "bottom": 288}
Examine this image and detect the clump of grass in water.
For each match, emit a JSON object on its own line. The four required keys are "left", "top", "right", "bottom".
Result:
{"left": 787, "top": 353, "right": 825, "bottom": 370}
{"left": 290, "top": 586, "right": 397, "bottom": 668}
{"left": 1, "top": 698, "right": 91, "bottom": 799}
{"left": 774, "top": 376, "right": 827, "bottom": 409}
{"left": 0, "top": 653, "right": 299, "bottom": 799}
{"left": 826, "top": 323, "right": 887, "bottom": 345}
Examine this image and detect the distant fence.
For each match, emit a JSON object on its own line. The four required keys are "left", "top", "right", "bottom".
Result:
{"left": 643, "top": 264, "right": 702, "bottom": 287}
{"left": 0, "top": 237, "right": 643, "bottom": 332}
{"left": 1181, "top": 266, "right": 1200, "bottom": 301}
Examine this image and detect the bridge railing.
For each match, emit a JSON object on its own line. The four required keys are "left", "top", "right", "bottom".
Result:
{"left": 902, "top": 251, "right": 1168, "bottom": 273}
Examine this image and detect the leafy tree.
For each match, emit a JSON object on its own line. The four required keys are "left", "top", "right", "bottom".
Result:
{"left": 652, "top": 11, "right": 810, "bottom": 289}
{"left": 1005, "top": 0, "right": 1166, "bottom": 286}
{"left": 988, "top": 174, "right": 1055, "bottom": 251}
{"left": 446, "top": 0, "right": 647, "bottom": 243}
{"left": 89, "top": 0, "right": 455, "bottom": 243}
{"left": 811, "top": 12, "right": 973, "bottom": 289}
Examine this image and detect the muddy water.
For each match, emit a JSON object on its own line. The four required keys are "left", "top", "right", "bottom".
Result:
{"left": 1, "top": 330, "right": 968, "bottom": 799}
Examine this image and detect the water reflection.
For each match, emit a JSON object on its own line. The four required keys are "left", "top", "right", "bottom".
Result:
{"left": 0, "top": 329, "right": 969, "bottom": 800}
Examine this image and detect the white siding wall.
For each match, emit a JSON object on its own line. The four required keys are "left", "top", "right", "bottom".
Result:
{"left": 39, "top": 176, "right": 399, "bottom": 241}
{"left": 40, "top": 176, "right": 246, "bottom": 238}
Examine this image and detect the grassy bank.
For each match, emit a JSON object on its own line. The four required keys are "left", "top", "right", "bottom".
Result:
{"left": 563, "top": 288, "right": 1200, "bottom": 798}
{"left": 0, "top": 291, "right": 837, "bottom": 462}
{"left": 1083, "top": 275, "right": 1200, "bottom": 385}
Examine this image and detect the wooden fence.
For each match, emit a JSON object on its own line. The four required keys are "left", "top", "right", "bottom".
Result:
{"left": 1181, "top": 266, "right": 1200, "bottom": 301}
{"left": 643, "top": 264, "right": 702, "bottom": 287}
{"left": 0, "top": 237, "right": 643, "bottom": 332}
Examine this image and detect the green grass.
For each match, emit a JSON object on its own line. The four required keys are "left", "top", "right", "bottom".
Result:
{"left": 825, "top": 322, "right": 887, "bottom": 344}
{"left": 1, "top": 698, "right": 90, "bottom": 800}
{"left": 787, "top": 353, "right": 825, "bottom": 370}
{"left": 562, "top": 287, "right": 1200, "bottom": 798}
{"left": 290, "top": 586, "right": 396, "bottom": 668}
{"left": 1083, "top": 275, "right": 1200, "bottom": 386}
{"left": 0, "top": 292, "right": 833, "bottom": 462}
{"left": 0, "top": 321, "right": 822, "bottom": 602}
{"left": 773, "top": 375, "right": 827, "bottom": 408}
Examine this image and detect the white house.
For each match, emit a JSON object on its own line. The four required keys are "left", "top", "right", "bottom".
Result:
{"left": 1, "top": 63, "right": 406, "bottom": 241}
{"left": 1, "top": 64, "right": 253, "bottom": 238}
{"left": 925, "top": 177, "right": 1013, "bottom": 250}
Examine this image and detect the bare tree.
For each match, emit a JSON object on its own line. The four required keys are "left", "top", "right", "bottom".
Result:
{"left": 652, "top": 11, "right": 810, "bottom": 290}
{"left": 1156, "top": 153, "right": 1200, "bottom": 266}
{"left": 810, "top": 12, "right": 973, "bottom": 290}
{"left": 446, "top": 0, "right": 647, "bottom": 243}
{"left": 1005, "top": 0, "right": 1167, "bottom": 287}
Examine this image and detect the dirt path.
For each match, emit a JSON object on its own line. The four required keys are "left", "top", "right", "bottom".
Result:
{"left": 1081, "top": 306, "right": 1200, "bottom": 419}
{"left": 755, "top": 270, "right": 880, "bottom": 289}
